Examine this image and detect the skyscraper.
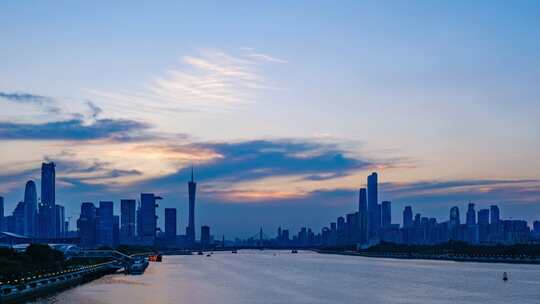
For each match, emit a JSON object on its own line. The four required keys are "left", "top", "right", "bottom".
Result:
{"left": 186, "top": 168, "right": 197, "bottom": 244}
{"left": 490, "top": 205, "right": 500, "bottom": 224}
{"left": 120, "top": 199, "right": 136, "bottom": 243}
{"left": 113, "top": 215, "right": 119, "bottom": 247}
{"left": 478, "top": 209, "right": 490, "bottom": 225}
{"left": 24, "top": 180, "right": 37, "bottom": 237}
{"left": 13, "top": 201, "right": 26, "bottom": 235}
{"left": 450, "top": 206, "right": 460, "bottom": 226}
{"left": 449, "top": 206, "right": 461, "bottom": 240}
{"left": 358, "top": 188, "right": 367, "bottom": 213}
{"left": 39, "top": 162, "right": 56, "bottom": 238}
{"left": 466, "top": 203, "right": 476, "bottom": 226}
{"left": 478, "top": 208, "right": 490, "bottom": 243}
{"left": 0, "top": 196, "right": 4, "bottom": 231}
{"left": 140, "top": 193, "right": 162, "bottom": 246}
{"left": 96, "top": 201, "right": 114, "bottom": 247}
{"left": 201, "top": 225, "right": 210, "bottom": 247}
{"left": 403, "top": 206, "right": 413, "bottom": 228}
{"left": 381, "top": 201, "right": 391, "bottom": 228}
{"left": 55, "top": 204, "right": 65, "bottom": 238}
{"left": 367, "top": 172, "right": 380, "bottom": 238}
{"left": 164, "top": 208, "right": 177, "bottom": 241}
{"left": 77, "top": 202, "right": 96, "bottom": 248}
{"left": 358, "top": 188, "right": 368, "bottom": 244}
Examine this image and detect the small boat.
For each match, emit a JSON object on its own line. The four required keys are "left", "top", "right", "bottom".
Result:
{"left": 231, "top": 250, "right": 238, "bottom": 254}
{"left": 291, "top": 249, "right": 298, "bottom": 254}
{"left": 197, "top": 251, "right": 204, "bottom": 255}
{"left": 148, "top": 254, "right": 162, "bottom": 262}
{"left": 503, "top": 272, "right": 508, "bottom": 281}
{"left": 206, "top": 254, "right": 211, "bottom": 257}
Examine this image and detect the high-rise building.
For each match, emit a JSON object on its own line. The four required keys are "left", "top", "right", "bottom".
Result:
{"left": 120, "top": 199, "right": 136, "bottom": 243}
{"left": 466, "top": 203, "right": 476, "bottom": 226}
{"left": 201, "top": 225, "right": 210, "bottom": 247}
{"left": 39, "top": 162, "right": 56, "bottom": 238}
{"left": 164, "top": 208, "right": 177, "bottom": 241}
{"left": 367, "top": 172, "right": 379, "bottom": 238}
{"left": 140, "top": 193, "right": 162, "bottom": 246}
{"left": 281, "top": 229, "right": 290, "bottom": 242}
{"left": 477, "top": 209, "right": 490, "bottom": 243}
{"left": 77, "top": 202, "right": 97, "bottom": 248}
{"left": 186, "top": 168, "right": 197, "bottom": 244}
{"left": 450, "top": 206, "right": 460, "bottom": 226}
{"left": 24, "top": 180, "right": 37, "bottom": 237}
{"left": 346, "top": 212, "right": 359, "bottom": 241}
{"left": 358, "top": 188, "right": 368, "bottom": 244}
{"left": 533, "top": 221, "right": 540, "bottom": 235}
{"left": 478, "top": 209, "right": 490, "bottom": 225}
{"left": 136, "top": 202, "right": 142, "bottom": 238}
{"left": 113, "top": 215, "right": 119, "bottom": 247}
{"left": 96, "top": 201, "right": 114, "bottom": 247}
{"left": 490, "top": 205, "right": 500, "bottom": 224}
{"left": 337, "top": 216, "right": 345, "bottom": 233}
{"left": 0, "top": 196, "right": 4, "bottom": 231}
{"left": 13, "top": 201, "right": 26, "bottom": 235}
{"left": 381, "top": 201, "right": 391, "bottom": 228}
{"left": 55, "top": 205, "right": 65, "bottom": 238}
{"left": 414, "top": 213, "right": 421, "bottom": 227}
{"left": 403, "top": 206, "right": 413, "bottom": 228}
{"left": 358, "top": 188, "right": 367, "bottom": 213}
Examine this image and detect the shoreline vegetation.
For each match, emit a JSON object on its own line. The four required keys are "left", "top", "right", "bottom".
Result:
{"left": 317, "top": 241, "right": 540, "bottom": 264}
{"left": 0, "top": 244, "right": 120, "bottom": 303}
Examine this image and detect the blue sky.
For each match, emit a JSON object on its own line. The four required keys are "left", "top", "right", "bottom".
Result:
{"left": 1, "top": 1, "right": 539, "bottom": 237}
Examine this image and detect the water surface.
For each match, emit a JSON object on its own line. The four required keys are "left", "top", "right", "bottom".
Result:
{"left": 33, "top": 250, "right": 540, "bottom": 304}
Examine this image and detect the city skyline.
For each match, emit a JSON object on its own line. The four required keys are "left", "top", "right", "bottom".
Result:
{"left": 0, "top": 161, "right": 538, "bottom": 243}
{"left": 1, "top": 1, "right": 539, "bottom": 237}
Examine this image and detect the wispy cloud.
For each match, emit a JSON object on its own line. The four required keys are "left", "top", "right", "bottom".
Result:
{"left": 0, "top": 92, "right": 48, "bottom": 103}
{"left": 0, "top": 91, "right": 61, "bottom": 114}
{"left": 148, "top": 50, "right": 273, "bottom": 109}
{"left": 0, "top": 118, "right": 149, "bottom": 141}
{"left": 246, "top": 53, "right": 287, "bottom": 63}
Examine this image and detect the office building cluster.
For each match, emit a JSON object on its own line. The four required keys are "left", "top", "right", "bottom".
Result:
{"left": 270, "top": 172, "right": 540, "bottom": 247}
{"left": 0, "top": 162, "right": 67, "bottom": 239}
{"left": 0, "top": 163, "right": 212, "bottom": 249}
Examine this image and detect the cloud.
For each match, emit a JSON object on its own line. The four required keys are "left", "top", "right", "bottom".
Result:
{"left": 0, "top": 92, "right": 49, "bottom": 103}
{"left": 0, "top": 118, "right": 150, "bottom": 141}
{"left": 140, "top": 139, "right": 372, "bottom": 190}
{"left": 148, "top": 50, "right": 267, "bottom": 109}
{"left": 85, "top": 101, "right": 103, "bottom": 119}
{"left": 0, "top": 91, "right": 61, "bottom": 114}
{"left": 246, "top": 53, "right": 287, "bottom": 63}
{"left": 381, "top": 179, "right": 540, "bottom": 199}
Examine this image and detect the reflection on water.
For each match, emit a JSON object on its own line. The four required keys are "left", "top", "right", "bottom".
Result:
{"left": 32, "top": 250, "right": 540, "bottom": 304}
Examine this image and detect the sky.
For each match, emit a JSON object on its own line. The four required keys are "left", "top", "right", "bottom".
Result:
{"left": 1, "top": 1, "right": 539, "bottom": 238}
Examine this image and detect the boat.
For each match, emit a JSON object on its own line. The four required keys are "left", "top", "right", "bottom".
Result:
{"left": 231, "top": 250, "right": 238, "bottom": 254}
{"left": 129, "top": 258, "right": 149, "bottom": 275}
{"left": 206, "top": 254, "right": 211, "bottom": 257}
{"left": 197, "top": 251, "right": 203, "bottom": 255}
{"left": 148, "top": 254, "right": 162, "bottom": 262}
{"left": 503, "top": 272, "right": 508, "bottom": 281}
{"left": 291, "top": 249, "right": 298, "bottom": 254}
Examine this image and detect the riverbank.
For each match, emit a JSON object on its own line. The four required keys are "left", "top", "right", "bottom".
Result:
{"left": 316, "top": 250, "right": 540, "bottom": 264}
{"left": 0, "top": 261, "right": 120, "bottom": 304}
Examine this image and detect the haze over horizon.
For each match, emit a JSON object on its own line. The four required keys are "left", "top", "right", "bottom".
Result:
{"left": 1, "top": 1, "right": 539, "bottom": 238}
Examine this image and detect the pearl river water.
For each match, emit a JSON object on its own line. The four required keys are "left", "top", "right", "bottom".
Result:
{"left": 32, "top": 250, "right": 540, "bottom": 304}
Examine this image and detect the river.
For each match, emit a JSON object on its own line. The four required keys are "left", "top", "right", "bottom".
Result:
{"left": 32, "top": 250, "right": 540, "bottom": 304}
